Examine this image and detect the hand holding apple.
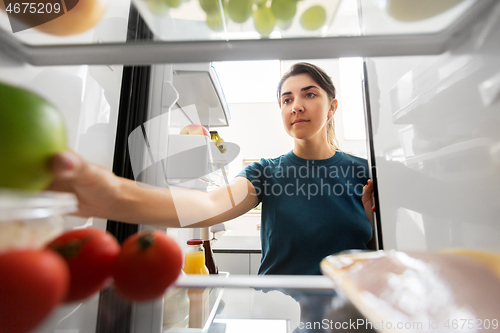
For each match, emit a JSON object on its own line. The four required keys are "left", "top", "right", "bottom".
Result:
{"left": 180, "top": 124, "right": 210, "bottom": 137}
{"left": 0, "top": 82, "right": 67, "bottom": 191}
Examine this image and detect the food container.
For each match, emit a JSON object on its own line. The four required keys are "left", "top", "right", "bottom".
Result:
{"left": 0, "top": 190, "right": 77, "bottom": 252}
{"left": 321, "top": 250, "right": 500, "bottom": 333}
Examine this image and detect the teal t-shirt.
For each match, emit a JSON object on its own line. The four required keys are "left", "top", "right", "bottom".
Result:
{"left": 237, "top": 150, "right": 372, "bottom": 275}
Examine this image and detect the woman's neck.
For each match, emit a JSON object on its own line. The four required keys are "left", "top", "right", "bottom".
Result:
{"left": 293, "top": 140, "right": 336, "bottom": 160}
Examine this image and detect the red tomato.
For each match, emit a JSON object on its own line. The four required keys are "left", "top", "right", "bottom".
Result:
{"left": 0, "top": 249, "right": 69, "bottom": 333}
{"left": 112, "top": 231, "right": 183, "bottom": 302}
{"left": 46, "top": 228, "right": 120, "bottom": 303}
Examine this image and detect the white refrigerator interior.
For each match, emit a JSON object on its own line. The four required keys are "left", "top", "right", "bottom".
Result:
{"left": 366, "top": 2, "right": 500, "bottom": 252}
{"left": 1, "top": 0, "right": 500, "bottom": 332}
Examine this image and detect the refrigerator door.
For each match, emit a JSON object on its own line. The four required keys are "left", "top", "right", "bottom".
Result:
{"left": 365, "top": 1, "right": 500, "bottom": 251}
{"left": 0, "top": 1, "right": 132, "bottom": 332}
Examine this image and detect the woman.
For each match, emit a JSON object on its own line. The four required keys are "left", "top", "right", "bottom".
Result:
{"left": 49, "top": 62, "right": 375, "bottom": 275}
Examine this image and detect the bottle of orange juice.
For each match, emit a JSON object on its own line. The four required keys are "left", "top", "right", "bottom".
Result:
{"left": 183, "top": 239, "right": 209, "bottom": 328}
{"left": 183, "top": 239, "right": 209, "bottom": 275}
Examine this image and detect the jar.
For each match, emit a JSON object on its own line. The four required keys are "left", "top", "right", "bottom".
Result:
{"left": 0, "top": 189, "right": 77, "bottom": 252}
{"left": 183, "top": 239, "right": 209, "bottom": 275}
{"left": 183, "top": 239, "right": 210, "bottom": 328}
{"left": 163, "top": 271, "right": 190, "bottom": 329}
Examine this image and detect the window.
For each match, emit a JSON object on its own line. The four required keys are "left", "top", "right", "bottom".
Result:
{"left": 339, "top": 57, "right": 366, "bottom": 140}
{"left": 212, "top": 60, "right": 281, "bottom": 104}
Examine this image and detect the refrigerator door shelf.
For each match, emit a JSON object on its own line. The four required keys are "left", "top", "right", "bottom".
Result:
{"left": 164, "top": 134, "right": 229, "bottom": 188}
{"left": 172, "top": 63, "right": 230, "bottom": 127}
{"left": 166, "top": 134, "right": 211, "bottom": 181}
{"left": 0, "top": 0, "right": 497, "bottom": 65}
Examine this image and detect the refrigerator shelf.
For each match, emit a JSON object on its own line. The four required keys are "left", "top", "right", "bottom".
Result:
{"left": 0, "top": 0, "right": 496, "bottom": 66}
{"left": 164, "top": 272, "right": 229, "bottom": 333}
{"left": 402, "top": 138, "right": 496, "bottom": 182}
{"left": 391, "top": 52, "right": 495, "bottom": 125}
{"left": 173, "top": 274, "right": 335, "bottom": 291}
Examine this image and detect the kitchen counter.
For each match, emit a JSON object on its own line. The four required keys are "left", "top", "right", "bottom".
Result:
{"left": 211, "top": 235, "right": 261, "bottom": 254}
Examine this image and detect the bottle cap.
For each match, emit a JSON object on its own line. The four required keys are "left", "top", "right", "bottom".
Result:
{"left": 187, "top": 239, "right": 203, "bottom": 245}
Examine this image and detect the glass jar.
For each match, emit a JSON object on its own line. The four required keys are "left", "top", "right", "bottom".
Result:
{"left": 163, "top": 271, "right": 190, "bottom": 329}
{"left": 0, "top": 189, "right": 77, "bottom": 252}
{"left": 183, "top": 239, "right": 209, "bottom": 275}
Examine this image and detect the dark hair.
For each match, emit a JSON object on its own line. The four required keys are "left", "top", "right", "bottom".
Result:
{"left": 276, "top": 62, "right": 339, "bottom": 151}
{"left": 277, "top": 62, "right": 336, "bottom": 106}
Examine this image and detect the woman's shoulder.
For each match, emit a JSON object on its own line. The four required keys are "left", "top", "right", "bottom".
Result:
{"left": 337, "top": 151, "right": 369, "bottom": 167}
{"left": 241, "top": 154, "right": 285, "bottom": 173}
{"left": 258, "top": 151, "right": 292, "bottom": 166}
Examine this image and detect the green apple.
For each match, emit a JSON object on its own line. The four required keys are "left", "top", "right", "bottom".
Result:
{"left": 0, "top": 82, "right": 67, "bottom": 191}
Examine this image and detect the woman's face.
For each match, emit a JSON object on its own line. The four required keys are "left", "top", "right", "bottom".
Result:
{"left": 280, "top": 73, "right": 336, "bottom": 143}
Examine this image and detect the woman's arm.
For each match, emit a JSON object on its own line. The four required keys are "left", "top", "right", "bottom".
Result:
{"left": 48, "top": 151, "right": 259, "bottom": 228}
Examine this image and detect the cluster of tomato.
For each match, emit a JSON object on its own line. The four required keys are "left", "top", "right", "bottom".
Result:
{"left": 0, "top": 229, "right": 183, "bottom": 333}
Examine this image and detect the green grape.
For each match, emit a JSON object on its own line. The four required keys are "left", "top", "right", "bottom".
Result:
{"left": 253, "top": 6, "right": 276, "bottom": 37}
{"left": 199, "top": 0, "right": 222, "bottom": 15}
{"left": 270, "top": 0, "right": 296, "bottom": 21}
{"left": 276, "top": 18, "right": 293, "bottom": 30}
{"left": 300, "top": 5, "right": 326, "bottom": 31}
{"left": 146, "top": 0, "right": 170, "bottom": 15}
{"left": 166, "top": 0, "right": 182, "bottom": 8}
{"left": 206, "top": 12, "right": 225, "bottom": 31}
{"left": 227, "top": 0, "right": 253, "bottom": 23}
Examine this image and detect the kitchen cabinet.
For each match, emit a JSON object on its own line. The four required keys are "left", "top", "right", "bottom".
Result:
{"left": 213, "top": 253, "right": 262, "bottom": 275}
{"left": 249, "top": 253, "right": 261, "bottom": 275}
{"left": 213, "top": 253, "right": 250, "bottom": 275}
{"left": 212, "top": 235, "right": 261, "bottom": 275}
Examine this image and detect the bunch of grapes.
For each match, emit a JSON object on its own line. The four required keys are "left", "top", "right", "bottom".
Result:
{"left": 145, "top": 0, "right": 186, "bottom": 15}
{"left": 198, "top": 0, "right": 327, "bottom": 37}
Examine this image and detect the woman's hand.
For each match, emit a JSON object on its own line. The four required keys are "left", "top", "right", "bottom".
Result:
{"left": 362, "top": 179, "right": 375, "bottom": 226}
{"left": 47, "top": 150, "right": 122, "bottom": 219}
